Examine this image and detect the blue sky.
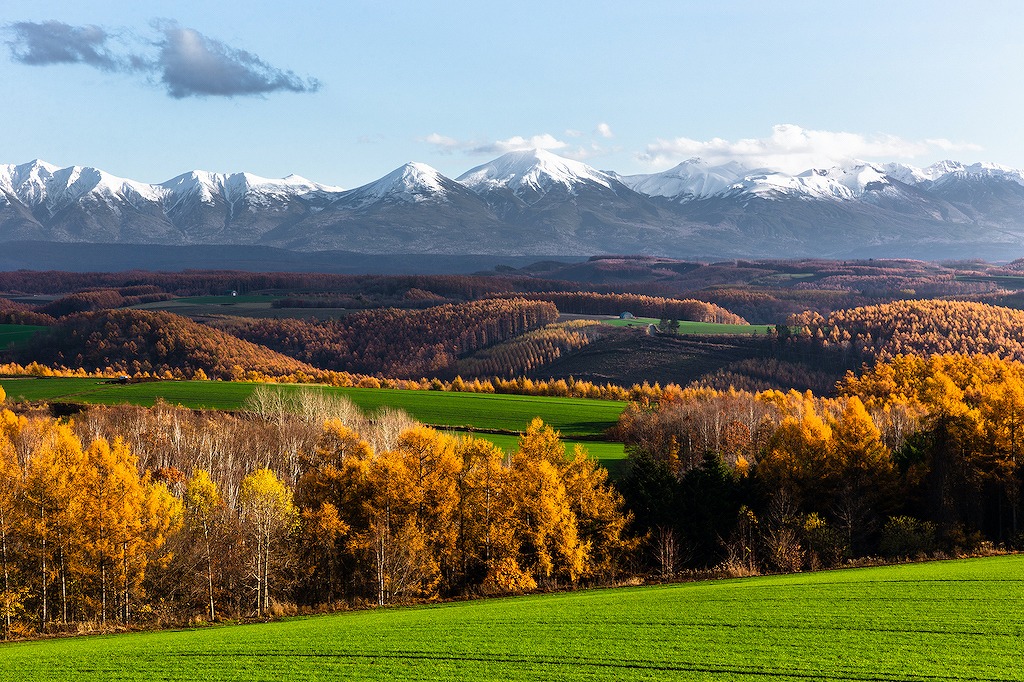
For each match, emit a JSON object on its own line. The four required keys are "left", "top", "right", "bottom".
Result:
{"left": 3, "top": 1, "right": 1022, "bottom": 187}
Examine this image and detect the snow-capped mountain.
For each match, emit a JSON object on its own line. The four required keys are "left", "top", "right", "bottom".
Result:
{"left": 619, "top": 158, "right": 753, "bottom": 200}
{"left": 338, "top": 162, "right": 458, "bottom": 208}
{"left": 622, "top": 158, "right": 900, "bottom": 202}
{"left": 4, "top": 152, "right": 1024, "bottom": 261}
{"left": 0, "top": 159, "right": 165, "bottom": 212}
{"left": 458, "top": 149, "right": 618, "bottom": 203}
{"left": 883, "top": 160, "right": 1024, "bottom": 187}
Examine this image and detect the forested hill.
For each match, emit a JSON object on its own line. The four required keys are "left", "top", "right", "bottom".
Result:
{"left": 26, "top": 309, "right": 315, "bottom": 379}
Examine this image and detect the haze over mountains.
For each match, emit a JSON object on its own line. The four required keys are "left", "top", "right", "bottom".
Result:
{"left": 3, "top": 150, "right": 1024, "bottom": 262}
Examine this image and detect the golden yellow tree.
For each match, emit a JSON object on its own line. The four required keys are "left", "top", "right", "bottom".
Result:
{"left": 0, "top": 422, "right": 23, "bottom": 635}
{"left": 294, "top": 420, "right": 370, "bottom": 603}
{"left": 184, "top": 469, "right": 221, "bottom": 621}
{"left": 455, "top": 436, "right": 507, "bottom": 587}
{"left": 508, "top": 420, "right": 586, "bottom": 586}
{"left": 561, "top": 444, "right": 634, "bottom": 580}
{"left": 395, "top": 426, "right": 460, "bottom": 591}
{"left": 81, "top": 436, "right": 146, "bottom": 625}
{"left": 22, "top": 419, "right": 87, "bottom": 629}
{"left": 355, "top": 443, "right": 437, "bottom": 605}
{"left": 238, "top": 468, "right": 297, "bottom": 616}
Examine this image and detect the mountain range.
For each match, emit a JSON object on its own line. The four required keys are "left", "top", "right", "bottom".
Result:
{"left": 3, "top": 150, "right": 1024, "bottom": 261}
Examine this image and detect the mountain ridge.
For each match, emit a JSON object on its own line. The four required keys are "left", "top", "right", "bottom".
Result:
{"left": 4, "top": 151, "right": 1024, "bottom": 260}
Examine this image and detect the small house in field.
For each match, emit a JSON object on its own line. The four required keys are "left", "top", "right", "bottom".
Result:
{"left": 619, "top": 312, "right": 635, "bottom": 319}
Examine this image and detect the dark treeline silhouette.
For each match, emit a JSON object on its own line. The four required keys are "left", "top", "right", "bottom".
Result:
{"left": 39, "top": 288, "right": 175, "bottom": 317}
{"left": 0, "top": 299, "right": 55, "bottom": 326}
{"left": 0, "top": 271, "right": 604, "bottom": 300}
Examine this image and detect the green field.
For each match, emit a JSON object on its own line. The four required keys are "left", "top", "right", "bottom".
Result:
{"left": 603, "top": 317, "right": 772, "bottom": 335}
{"left": 0, "top": 378, "right": 625, "bottom": 439}
{"left": 446, "top": 431, "right": 628, "bottom": 476}
{"left": 0, "top": 324, "right": 47, "bottom": 348}
{"left": 2, "top": 555, "right": 1021, "bottom": 680}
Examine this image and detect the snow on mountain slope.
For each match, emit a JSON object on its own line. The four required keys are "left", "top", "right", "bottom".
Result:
{"left": 622, "top": 158, "right": 897, "bottom": 202}
{"left": 339, "top": 162, "right": 453, "bottom": 208}
{"left": 619, "top": 158, "right": 752, "bottom": 199}
{"left": 4, "top": 153, "right": 1024, "bottom": 261}
{"left": 457, "top": 149, "right": 616, "bottom": 200}
{"left": 0, "top": 160, "right": 167, "bottom": 213}
{"left": 0, "top": 160, "right": 344, "bottom": 215}
{"left": 731, "top": 163, "right": 894, "bottom": 200}
{"left": 883, "top": 161, "right": 1024, "bottom": 187}
{"left": 159, "top": 170, "right": 343, "bottom": 210}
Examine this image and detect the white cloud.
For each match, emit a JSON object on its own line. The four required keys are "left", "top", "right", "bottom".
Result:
{"left": 423, "top": 132, "right": 460, "bottom": 153}
{"left": 423, "top": 132, "right": 569, "bottom": 155}
{"left": 926, "top": 137, "right": 984, "bottom": 152}
{"left": 638, "top": 124, "right": 983, "bottom": 172}
{"left": 596, "top": 122, "right": 613, "bottom": 139}
{"left": 471, "top": 134, "right": 568, "bottom": 155}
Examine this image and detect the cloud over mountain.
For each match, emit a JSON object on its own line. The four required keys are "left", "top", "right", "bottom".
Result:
{"left": 639, "top": 124, "right": 983, "bottom": 173}
{"left": 424, "top": 132, "right": 571, "bottom": 156}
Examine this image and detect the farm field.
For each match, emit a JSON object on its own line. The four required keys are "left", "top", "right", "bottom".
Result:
{"left": 2, "top": 555, "right": 1021, "bottom": 681}
{"left": 0, "top": 377, "right": 625, "bottom": 439}
{"left": 133, "top": 296, "right": 352, "bottom": 320}
{"left": 602, "top": 317, "right": 773, "bottom": 335}
{"left": 0, "top": 324, "right": 46, "bottom": 348}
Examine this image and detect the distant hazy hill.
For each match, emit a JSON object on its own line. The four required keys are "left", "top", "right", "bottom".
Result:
{"left": 4, "top": 151, "right": 1024, "bottom": 261}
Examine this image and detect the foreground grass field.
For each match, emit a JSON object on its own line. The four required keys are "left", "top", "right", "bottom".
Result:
{"left": 2, "top": 555, "right": 1020, "bottom": 681}
{"left": 0, "top": 377, "right": 627, "bottom": 470}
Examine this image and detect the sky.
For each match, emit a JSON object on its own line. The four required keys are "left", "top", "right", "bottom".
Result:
{"left": 2, "top": 1, "right": 1022, "bottom": 188}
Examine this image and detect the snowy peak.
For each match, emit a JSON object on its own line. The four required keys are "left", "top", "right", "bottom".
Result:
{"left": 882, "top": 161, "right": 1024, "bottom": 187}
{"left": 457, "top": 148, "right": 615, "bottom": 200}
{"left": 0, "top": 160, "right": 166, "bottom": 211}
{"left": 737, "top": 162, "right": 893, "bottom": 200}
{"left": 159, "top": 170, "right": 343, "bottom": 206}
{"left": 341, "top": 162, "right": 454, "bottom": 207}
{"left": 623, "top": 159, "right": 899, "bottom": 202}
{"left": 619, "top": 157, "right": 754, "bottom": 199}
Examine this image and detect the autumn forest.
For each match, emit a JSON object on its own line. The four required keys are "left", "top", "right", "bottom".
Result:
{"left": 2, "top": 256, "right": 1024, "bottom": 636}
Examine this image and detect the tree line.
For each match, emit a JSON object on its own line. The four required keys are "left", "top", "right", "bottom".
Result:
{"left": 452, "top": 321, "right": 600, "bottom": 379}
{"left": 505, "top": 292, "right": 747, "bottom": 324}
{"left": 17, "top": 309, "right": 314, "bottom": 380}
{"left": 215, "top": 298, "right": 559, "bottom": 377}
{"left": 616, "top": 353, "right": 1024, "bottom": 576}
{"left": 790, "top": 299, "right": 1024, "bottom": 363}
{"left": 0, "top": 387, "right": 631, "bottom": 637}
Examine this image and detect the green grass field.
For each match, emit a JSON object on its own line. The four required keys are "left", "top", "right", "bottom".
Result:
{"left": 0, "top": 324, "right": 47, "bottom": 348}
{"left": 0, "top": 378, "right": 625, "bottom": 439}
{"left": 603, "top": 318, "right": 772, "bottom": 335}
{"left": 445, "top": 431, "right": 628, "bottom": 476}
{"left": 2, "top": 555, "right": 1020, "bottom": 680}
